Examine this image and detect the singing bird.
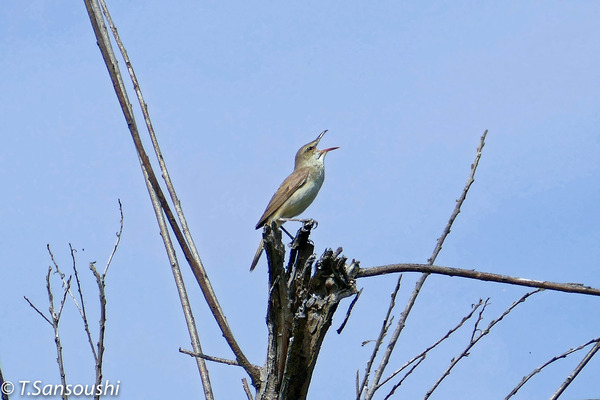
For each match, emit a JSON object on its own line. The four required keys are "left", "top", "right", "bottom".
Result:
{"left": 250, "top": 130, "right": 338, "bottom": 271}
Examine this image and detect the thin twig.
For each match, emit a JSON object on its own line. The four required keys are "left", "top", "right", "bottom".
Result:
{"left": 24, "top": 296, "right": 52, "bottom": 326}
{"left": 25, "top": 267, "right": 69, "bottom": 400}
{"left": 550, "top": 339, "right": 600, "bottom": 400}
{"left": 357, "top": 276, "right": 402, "bottom": 399}
{"left": 179, "top": 348, "right": 241, "bottom": 366}
{"left": 56, "top": 276, "right": 72, "bottom": 322}
{"left": 89, "top": 262, "right": 106, "bottom": 400}
{"left": 424, "top": 290, "right": 542, "bottom": 399}
{"left": 505, "top": 337, "right": 600, "bottom": 399}
{"left": 103, "top": 199, "right": 123, "bottom": 276}
{"left": 377, "top": 299, "right": 484, "bottom": 391}
{"left": 48, "top": 244, "right": 82, "bottom": 321}
{"left": 46, "top": 245, "right": 63, "bottom": 279}
{"left": 383, "top": 356, "right": 425, "bottom": 400}
{"left": 337, "top": 288, "right": 363, "bottom": 334}
{"left": 45, "top": 215, "right": 119, "bottom": 400}
{"left": 473, "top": 300, "right": 488, "bottom": 338}
{"left": 357, "top": 263, "right": 600, "bottom": 296}
{"left": 242, "top": 378, "right": 254, "bottom": 400}
{"left": 364, "top": 131, "right": 487, "bottom": 400}
{"left": 52, "top": 243, "right": 103, "bottom": 368}
{"left": 70, "top": 244, "right": 98, "bottom": 362}
{"left": 48, "top": 245, "right": 79, "bottom": 309}
{"left": 430, "top": 130, "right": 488, "bottom": 264}
{"left": 45, "top": 267, "right": 68, "bottom": 400}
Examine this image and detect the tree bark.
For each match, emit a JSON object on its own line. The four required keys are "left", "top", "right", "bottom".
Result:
{"left": 256, "top": 222, "right": 357, "bottom": 399}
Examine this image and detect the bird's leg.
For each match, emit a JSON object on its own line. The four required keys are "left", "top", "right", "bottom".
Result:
{"left": 277, "top": 219, "right": 318, "bottom": 248}
{"left": 280, "top": 225, "right": 295, "bottom": 241}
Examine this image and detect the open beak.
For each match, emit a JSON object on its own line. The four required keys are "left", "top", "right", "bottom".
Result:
{"left": 320, "top": 146, "right": 339, "bottom": 154}
{"left": 313, "top": 129, "right": 339, "bottom": 158}
{"left": 315, "top": 129, "right": 338, "bottom": 156}
{"left": 314, "top": 129, "right": 328, "bottom": 145}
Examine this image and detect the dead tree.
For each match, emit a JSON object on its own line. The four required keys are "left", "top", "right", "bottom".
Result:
{"left": 257, "top": 222, "right": 357, "bottom": 399}
{"left": 80, "top": 1, "right": 600, "bottom": 399}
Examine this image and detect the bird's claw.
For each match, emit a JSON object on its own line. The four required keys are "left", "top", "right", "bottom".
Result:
{"left": 277, "top": 217, "right": 318, "bottom": 229}
{"left": 306, "top": 219, "right": 318, "bottom": 229}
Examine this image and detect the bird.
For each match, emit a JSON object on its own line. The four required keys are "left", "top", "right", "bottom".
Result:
{"left": 250, "top": 129, "right": 338, "bottom": 271}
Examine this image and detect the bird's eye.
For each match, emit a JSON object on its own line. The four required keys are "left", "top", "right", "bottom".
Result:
{"left": 307, "top": 146, "right": 314, "bottom": 151}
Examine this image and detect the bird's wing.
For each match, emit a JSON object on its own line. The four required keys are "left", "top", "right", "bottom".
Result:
{"left": 256, "top": 167, "right": 310, "bottom": 229}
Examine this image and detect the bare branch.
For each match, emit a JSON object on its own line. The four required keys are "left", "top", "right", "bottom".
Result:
{"left": 471, "top": 298, "right": 489, "bottom": 341}
{"left": 424, "top": 290, "right": 542, "bottom": 399}
{"left": 377, "top": 299, "right": 484, "bottom": 391}
{"left": 45, "top": 267, "right": 68, "bottom": 399}
{"left": 103, "top": 198, "right": 123, "bottom": 276}
{"left": 337, "top": 287, "right": 363, "bottom": 334}
{"left": 88, "top": 261, "right": 107, "bottom": 400}
{"left": 56, "top": 276, "right": 72, "bottom": 322}
{"left": 550, "top": 339, "right": 600, "bottom": 400}
{"left": 383, "top": 356, "right": 425, "bottom": 400}
{"left": 148, "top": 183, "right": 218, "bottom": 389}
{"left": 356, "top": 263, "right": 600, "bottom": 296}
{"left": 46, "top": 245, "right": 63, "bottom": 280}
{"left": 51, "top": 243, "right": 101, "bottom": 366}
{"left": 83, "top": 0, "right": 257, "bottom": 389}
{"left": 70, "top": 244, "right": 98, "bottom": 362}
{"left": 48, "top": 243, "right": 82, "bottom": 326}
{"left": 505, "top": 337, "right": 600, "bottom": 399}
{"left": 430, "top": 129, "right": 488, "bottom": 264}
{"left": 48, "top": 245, "right": 78, "bottom": 308}
{"left": 37, "top": 223, "right": 120, "bottom": 400}
{"left": 23, "top": 295, "right": 52, "bottom": 326}
{"left": 242, "top": 378, "right": 254, "bottom": 400}
{"left": 365, "top": 273, "right": 425, "bottom": 400}
{"left": 357, "top": 276, "right": 402, "bottom": 399}
{"left": 179, "top": 348, "right": 241, "bottom": 367}
{"left": 363, "top": 131, "right": 488, "bottom": 399}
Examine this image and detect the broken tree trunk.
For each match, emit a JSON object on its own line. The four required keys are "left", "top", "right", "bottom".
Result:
{"left": 256, "top": 221, "right": 358, "bottom": 400}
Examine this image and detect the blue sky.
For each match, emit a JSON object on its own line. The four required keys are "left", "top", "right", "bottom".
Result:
{"left": 1, "top": 1, "right": 599, "bottom": 399}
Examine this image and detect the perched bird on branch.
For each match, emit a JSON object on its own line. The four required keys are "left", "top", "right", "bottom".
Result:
{"left": 250, "top": 130, "right": 338, "bottom": 271}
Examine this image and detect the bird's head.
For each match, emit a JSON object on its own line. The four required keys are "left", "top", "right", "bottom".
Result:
{"left": 294, "top": 130, "right": 339, "bottom": 169}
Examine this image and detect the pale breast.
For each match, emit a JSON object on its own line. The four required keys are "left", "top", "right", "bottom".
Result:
{"left": 274, "top": 166, "right": 325, "bottom": 220}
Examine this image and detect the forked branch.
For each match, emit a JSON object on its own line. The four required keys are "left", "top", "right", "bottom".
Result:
{"left": 378, "top": 299, "right": 484, "bottom": 395}
{"left": 24, "top": 266, "right": 71, "bottom": 400}
{"left": 550, "top": 339, "right": 600, "bottom": 399}
{"left": 25, "top": 210, "right": 121, "bottom": 400}
{"left": 424, "top": 290, "right": 542, "bottom": 399}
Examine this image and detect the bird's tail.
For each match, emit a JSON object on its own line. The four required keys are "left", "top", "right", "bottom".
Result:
{"left": 249, "top": 239, "right": 264, "bottom": 271}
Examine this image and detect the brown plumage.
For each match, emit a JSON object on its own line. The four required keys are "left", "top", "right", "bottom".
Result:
{"left": 250, "top": 130, "right": 338, "bottom": 271}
